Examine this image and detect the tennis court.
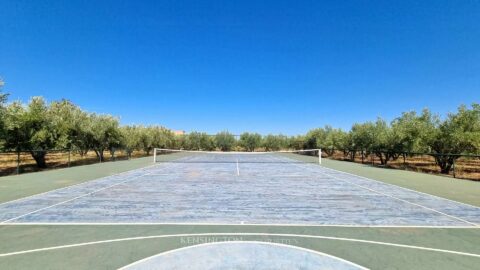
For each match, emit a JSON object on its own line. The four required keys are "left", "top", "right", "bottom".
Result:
{"left": 1, "top": 150, "right": 479, "bottom": 226}
{"left": 0, "top": 151, "right": 479, "bottom": 269}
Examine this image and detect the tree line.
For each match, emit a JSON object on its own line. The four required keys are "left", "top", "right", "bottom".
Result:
{"left": 302, "top": 105, "right": 480, "bottom": 174}
{"left": 0, "top": 94, "right": 295, "bottom": 167}
{"left": 1, "top": 87, "right": 479, "bottom": 174}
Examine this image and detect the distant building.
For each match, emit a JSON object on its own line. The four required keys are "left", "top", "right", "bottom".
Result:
{"left": 173, "top": 130, "right": 186, "bottom": 136}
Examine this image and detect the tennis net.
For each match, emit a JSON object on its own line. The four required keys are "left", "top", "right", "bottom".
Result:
{"left": 153, "top": 148, "right": 322, "bottom": 164}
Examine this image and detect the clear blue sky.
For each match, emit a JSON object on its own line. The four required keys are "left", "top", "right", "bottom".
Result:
{"left": 1, "top": 1, "right": 479, "bottom": 135}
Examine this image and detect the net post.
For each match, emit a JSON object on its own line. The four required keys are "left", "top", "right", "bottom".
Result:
{"left": 153, "top": 148, "right": 157, "bottom": 163}
{"left": 318, "top": 148, "right": 322, "bottom": 165}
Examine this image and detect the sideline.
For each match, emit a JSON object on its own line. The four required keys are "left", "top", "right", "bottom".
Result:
{"left": 1, "top": 232, "right": 479, "bottom": 258}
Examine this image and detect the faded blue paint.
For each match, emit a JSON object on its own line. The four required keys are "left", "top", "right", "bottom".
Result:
{"left": 121, "top": 242, "right": 366, "bottom": 270}
{"left": 0, "top": 154, "right": 479, "bottom": 225}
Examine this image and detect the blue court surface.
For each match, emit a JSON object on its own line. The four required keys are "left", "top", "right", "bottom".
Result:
{"left": 120, "top": 241, "right": 367, "bottom": 270}
{"left": 1, "top": 153, "right": 479, "bottom": 226}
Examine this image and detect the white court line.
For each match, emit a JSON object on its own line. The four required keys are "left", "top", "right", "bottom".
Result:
{"left": 1, "top": 222, "right": 478, "bottom": 228}
{"left": 118, "top": 241, "right": 369, "bottom": 270}
{"left": 239, "top": 174, "right": 328, "bottom": 178}
{"left": 270, "top": 156, "right": 479, "bottom": 227}
{"left": 3, "top": 154, "right": 478, "bottom": 227}
{"left": 154, "top": 148, "right": 320, "bottom": 154}
{"left": 236, "top": 159, "right": 240, "bottom": 176}
{"left": 1, "top": 232, "right": 479, "bottom": 259}
{"left": 1, "top": 174, "right": 153, "bottom": 223}
{"left": 267, "top": 154, "right": 480, "bottom": 210}
{"left": 0, "top": 161, "right": 161, "bottom": 207}
{"left": 318, "top": 169, "right": 479, "bottom": 227}
{"left": 319, "top": 164, "right": 480, "bottom": 210}
{"left": 0, "top": 162, "right": 182, "bottom": 224}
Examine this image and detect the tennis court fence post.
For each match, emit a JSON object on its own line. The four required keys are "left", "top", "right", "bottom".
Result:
{"left": 16, "top": 150, "right": 20, "bottom": 175}
{"left": 67, "top": 148, "right": 71, "bottom": 167}
{"left": 452, "top": 158, "right": 456, "bottom": 178}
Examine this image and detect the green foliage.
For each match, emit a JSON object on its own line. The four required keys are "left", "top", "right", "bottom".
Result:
{"left": 120, "top": 125, "right": 176, "bottom": 156}
{"left": 215, "top": 131, "right": 236, "bottom": 151}
{"left": 391, "top": 109, "right": 437, "bottom": 153}
{"left": 49, "top": 100, "right": 91, "bottom": 150}
{"left": 172, "top": 134, "right": 187, "bottom": 149}
{"left": 150, "top": 126, "right": 175, "bottom": 149}
{"left": 0, "top": 88, "right": 478, "bottom": 177}
{"left": 185, "top": 132, "right": 215, "bottom": 150}
{"left": 288, "top": 135, "right": 306, "bottom": 150}
{"left": 370, "top": 118, "right": 402, "bottom": 165}
{"left": 322, "top": 127, "right": 347, "bottom": 155}
{"left": 350, "top": 122, "right": 376, "bottom": 151}
{"left": 88, "top": 114, "right": 121, "bottom": 161}
{"left": 425, "top": 104, "right": 480, "bottom": 173}
{"left": 304, "top": 126, "right": 347, "bottom": 155}
{"left": 239, "top": 132, "right": 262, "bottom": 151}
{"left": 120, "top": 126, "right": 141, "bottom": 158}
{"left": 4, "top": 97, "right": 59, "bottom": 167}
{"left": 138, "top": 126, "right": 155, "bottom": 155}
{"left": 262, "top": 134, "right": 288, "bottom": 151}
{"left": 304, "top": 128, "right": 326, "bottom": 149}
{"left": 430, "top": 104, "right": 480, "bottom": 153}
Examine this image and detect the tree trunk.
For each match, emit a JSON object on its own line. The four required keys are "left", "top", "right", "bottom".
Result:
{"left": 109, "top": 148, "right": 116, "bottom": 161}
{"left": 376, "top": 152, "right": 386, "bottom": 165}
{"left": 80, "top": 149, "right": 89, "bottom": 157}
{"left": 94, "top": 149, "right": 105, "bottom": 162}
{"left": 30, "top": 151, "right": 47, "bottom": 168}
{"left": 324, "top": 148, "right": 334, "bottom": 156}
{"left": 440, "top": 164, "right": 452, "bottom": 174}
{"left": 434, "top": 155, "right": 456, "bottom": 174}
{"left": 384, "top": 152, "right": 394, "bottom": 165}
{"left": 349, "top": 150, "right": 356, "bottom": 161}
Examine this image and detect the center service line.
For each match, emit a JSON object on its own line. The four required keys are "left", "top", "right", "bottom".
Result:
{"left": 236, "top": 159, "right": 240, "bottom": 176}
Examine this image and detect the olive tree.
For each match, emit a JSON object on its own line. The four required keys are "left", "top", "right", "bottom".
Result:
{"left": 263, "top": 134, "right": 287, "bottom": 151}
{"left": 198, "top": 132, "right": 216, "bottom": 150}
{"left": 426, "top": 104, "right": 480, "bottom": 173}
{"left": 322, "top": 127, "right": 347, "bottom": 156}
{"left": 151, "top": 126, "right": 175, "bottom": 149}
{"left": 185, "top": 132, "right": 203, "bottom": 150}
{"left": 370, "top": 118, "right": 403, "bottom": 165}
{"left": 391, "top": 110, "right": 436, "bottom": 153}
{"left": 120, "top": 126, "right": 141, "bottom": 158}
{"left": 304, "top": 128, "right": 326, "bottom": 150}
{"left": 287, "top": 135, "right": 306, "bottom": 150}
{"left": 88, "top": 114, "right": 121, "bottom": 161}
{"left": 4, "top": 97, "right": 58, "bottom": 167}
{"left": 215, "top": 131, "right": 235, "bottom": 151}
{"left": 345, "top": 122, "right": 374, "bottom": 161}
{"left": 137, "top": 126, "right": 154, "bottom": 155}
{"left": 239, "top": 132, "right": 262, "bottom": 152}
{"left": 49, "top": 99, "right": 92, "bottom": 153}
